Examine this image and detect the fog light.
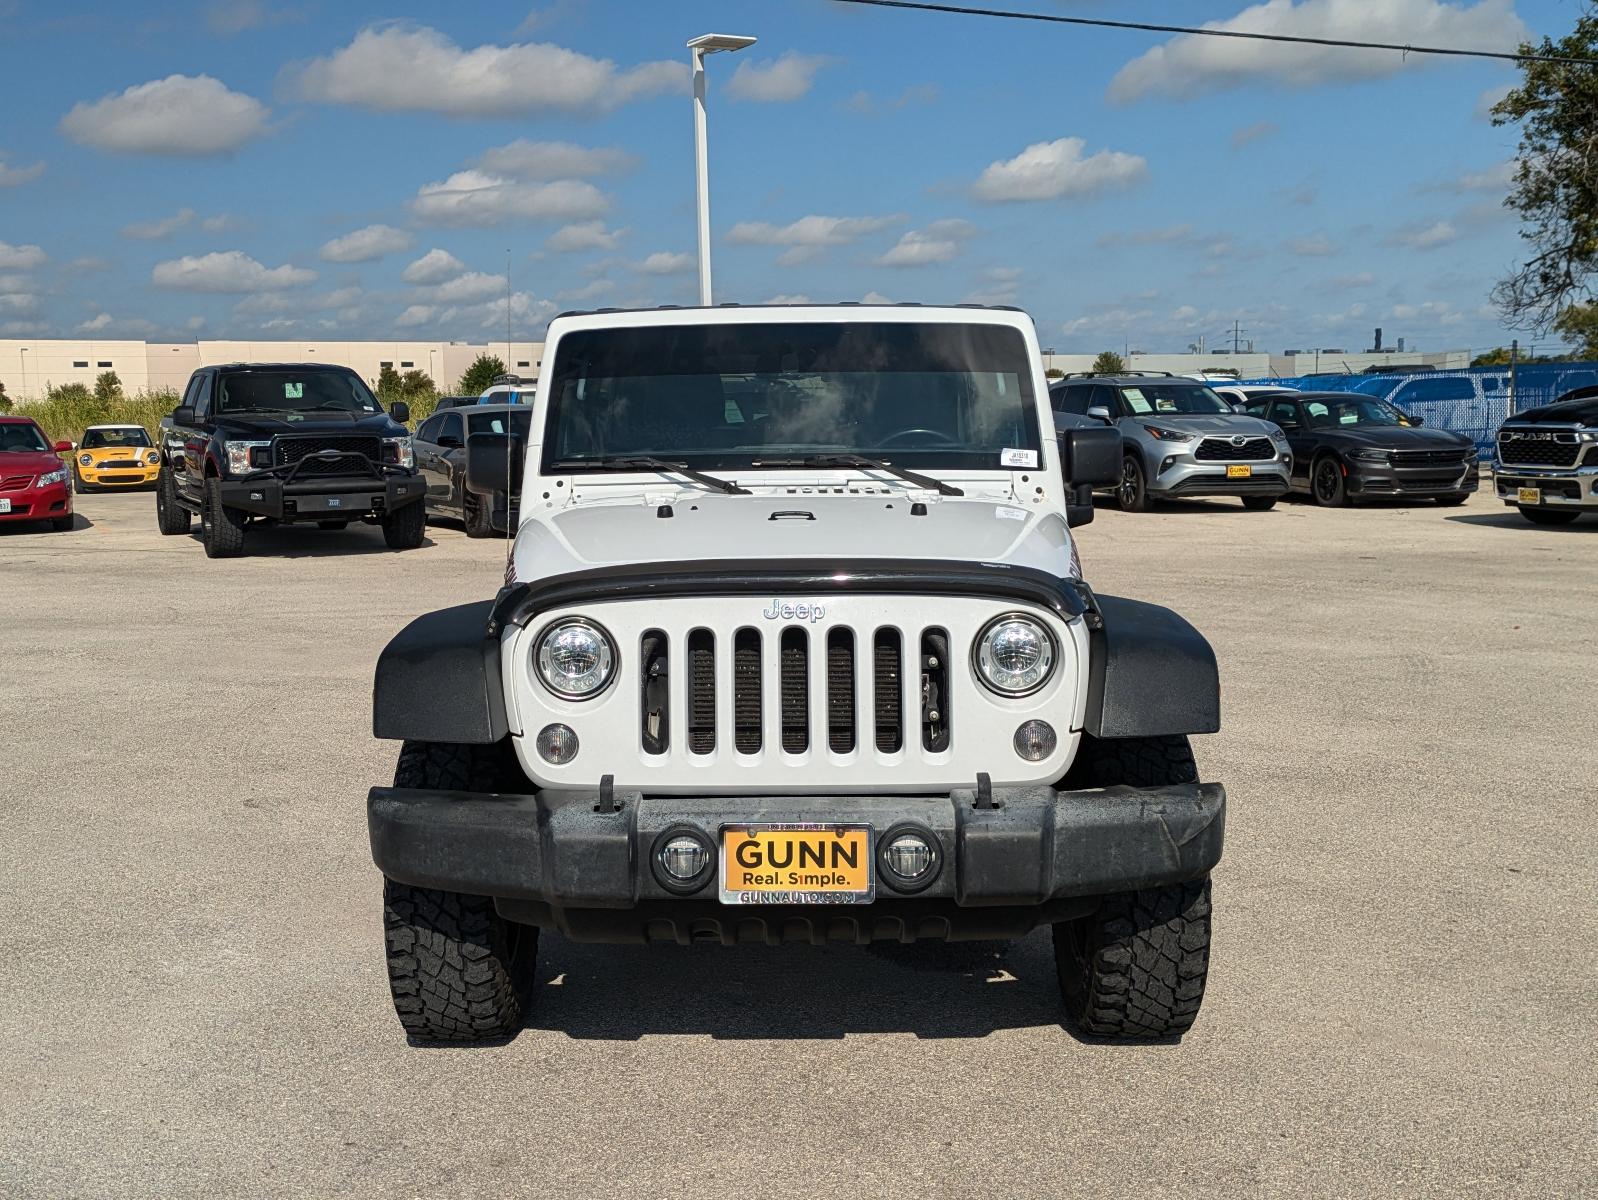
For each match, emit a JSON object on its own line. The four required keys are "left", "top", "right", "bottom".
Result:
{"left": 1014, "top": 719, "right": 1057, "bottom": 762}
{"left": 659, "top": 835, "right": 708, "bottom": 882}
{"left": 884, "top": 833, "right": 934, "bottom": 880}
{"left": 536, "top": 723, "right": 579, "bottom": 764}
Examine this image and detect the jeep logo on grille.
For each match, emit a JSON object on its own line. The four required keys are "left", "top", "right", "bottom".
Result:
{"left": 763, "top": 600, "right": 826, "bottom": 623}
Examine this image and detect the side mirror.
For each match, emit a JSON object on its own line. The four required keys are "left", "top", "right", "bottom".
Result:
{"left": 1086, "top": 405, "right": 1113, "bottom": 424}
{"left": 388, "top": 401, "right": 410, "bottom": 425}
{"left": 1406, "top": 415, "right": 1424, "bottom": 427}
{"left": 1066, "top": 484, "right": 1095, "bottom": 528}
{"left": 1231, "top": 402, "right": 1248, "bottom": 414}
{"left": 465, "top": 432, "right": 524, "bottom": 497}
{"left": 1064, "top": 426, "right": 1121, "bottom": 489}
{"left": 52, "top": 440, "right": 72, "bottom": 453}
{"left": 173, "top": 405, "right": 196, "bottom": 426}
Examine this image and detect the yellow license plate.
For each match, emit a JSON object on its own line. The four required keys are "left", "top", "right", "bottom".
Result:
{"left": 1518, "top": 487, "right": 1541, "bottom": 505}
{"left": 720, "top": 824, "right": 874, "bottom": 904}
{"left": 1226, "top": 464, "right": 1252, "bottom": 478}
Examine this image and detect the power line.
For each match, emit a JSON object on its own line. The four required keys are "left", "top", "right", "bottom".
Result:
{"left": 828, "top": 0, "right": 1598, "bottom": 67}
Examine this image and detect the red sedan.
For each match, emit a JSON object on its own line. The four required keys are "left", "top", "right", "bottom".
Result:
{"left": 0, "top": 415, "right": 74, "bottom": 532}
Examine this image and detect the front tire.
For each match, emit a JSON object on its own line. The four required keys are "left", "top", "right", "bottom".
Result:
{"left": 155, "top": 466, "right": 191, "bottom": 536}
{"left": 1517, "top": 506, "right": 1580, "bottom": 526}
{"left": 464, "top": 491, "right": 495, "bottom": 538}
{"left": 1054, "top": 733, "right": 1213, "bottom": 1039}
{"left": 1311, "top": 455, "right": 1347, "bottom": 507}
{"left": 1241, "top": 495, "right": 1277, "bottom": 511}
{"left": 1116, "top": 454, "right": 1151, "bottom": 512}
{"left": 382, "top": 499, "right": 426, "bottom": 549}
{"left": 200, "top": 475, "right": 246, "bottom": 557}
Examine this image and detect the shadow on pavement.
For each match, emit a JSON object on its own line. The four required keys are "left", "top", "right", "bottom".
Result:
{"left": 0, "top": 512, "right": 94, "bottom": 535}
{"left": 1445, "top": 512, "right": 1597, "bottom": 531}
{"left": 188, "top": 524, "right": 437, "bottom": 558}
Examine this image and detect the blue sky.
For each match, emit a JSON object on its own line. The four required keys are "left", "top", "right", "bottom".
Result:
{"left": 0, "top": 0, "right": 1579, "bottom": 356}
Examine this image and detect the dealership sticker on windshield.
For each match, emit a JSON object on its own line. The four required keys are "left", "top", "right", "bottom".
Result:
{"left": 1000, "top": 448, "right": 1038, "bottom": 468}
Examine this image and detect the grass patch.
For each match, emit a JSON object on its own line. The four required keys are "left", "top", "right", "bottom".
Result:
{"left": 20, "top": 388, "right": 182, "bottom": 445}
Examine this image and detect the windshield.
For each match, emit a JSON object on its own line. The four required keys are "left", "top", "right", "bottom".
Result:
{"left": 1304, "top": 397, "right": 1409, "bottom": 428}
{"left": 1118, "top": 383, "right": 1230, "bottom": 415}
{"left": 81, "top": 427, "right": 152, "bottom": 449}
{"left": 0, "top": 423, "right": 49, "bottom": 453}
{"left": 543, "top": 322, "right": 1042, "bottom": 472}
{"left": 469, "top": 410, "right": 532, "bottom": 437}
{"left": 214, "top": 369, "right": 382, "bottom": 416}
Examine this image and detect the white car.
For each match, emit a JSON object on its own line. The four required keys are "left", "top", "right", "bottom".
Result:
{"left": 366, "top": 303, "right": 1227, "bottom": 1044}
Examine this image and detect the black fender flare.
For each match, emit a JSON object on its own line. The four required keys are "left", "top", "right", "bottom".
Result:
{"left": 1084, "top": 593, "right": 1220, "bottom": 739}
{"left": 373, "top": 601, "right": 507, "bottom": 743}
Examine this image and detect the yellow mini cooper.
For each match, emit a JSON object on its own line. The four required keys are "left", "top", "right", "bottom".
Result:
{"left": 74, "top": 424, "right": 162, "bottom": 492}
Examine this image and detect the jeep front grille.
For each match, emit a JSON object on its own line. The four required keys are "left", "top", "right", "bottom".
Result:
{"left": 1194, "top": 436, "right": 1275, "bottom": 462}
{"left": 274, "top": 435, "right": 382, "bottom": 476}
{"left": 1497, "top": 432, "right": 1580, "bottom": 467}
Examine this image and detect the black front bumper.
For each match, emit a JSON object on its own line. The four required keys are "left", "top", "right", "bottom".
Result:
{"left": 367, "top": 782, "right": 1225, "bottom": 943}
{"left": 1347, "top": 460, "right": 1479, "bottom": 497}
{"left": 221, "top": 473, "right": 424, "bottom": 520}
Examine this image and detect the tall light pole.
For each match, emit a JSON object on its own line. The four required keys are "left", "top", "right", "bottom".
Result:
{"left": 687, "top": 32, "right": 757, "bottom": 306}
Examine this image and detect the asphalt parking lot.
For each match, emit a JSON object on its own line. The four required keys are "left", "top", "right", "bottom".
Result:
{"left": 2, "top": 487, "right": 1593, "bottom": 1199}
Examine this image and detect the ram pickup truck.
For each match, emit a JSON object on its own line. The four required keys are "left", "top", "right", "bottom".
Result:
{"left": 1494, "top": 387, "right": 1598, "bottom": 525}
{"left": 368, "top": 304, "right": 1226, "bottom": 1042}
{"left": 156, "top": 362, "right": 425, "bottom": 557}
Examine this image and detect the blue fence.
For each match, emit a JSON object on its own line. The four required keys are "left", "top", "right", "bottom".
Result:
{"left": 1240, "top": 363, "right": 1598, "bottom": 455}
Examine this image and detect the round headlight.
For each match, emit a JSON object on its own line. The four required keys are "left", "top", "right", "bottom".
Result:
{"left": 79, "top": 454, "right": 92, "bottom": 465}
{"left": 533, "top": 618, "right": 616, "bottom": 699}
{"left": 973, "top": 614, "right": 1055, "bottom": 696}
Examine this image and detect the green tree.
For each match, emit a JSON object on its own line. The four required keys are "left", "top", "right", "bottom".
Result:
{"left": 1044, "top": 367, "right": 1064, "bottom": 379}
{"left": 1091, "top": 350, "right": 1127, "bottom": 375}
{"left": 376, "top": 364, "right": 402, "bottom": 396}
{"left": 0, "top": 380, "right": 10, "bottom": 413}
{"left": 1492, "top": 10, "right": 1598, "bottom": 329}
{"left": 93, "top": 371, "right": 123, "bottom": 402}
{"left": 458, "top": 354, "right": 507, "bottom": 396}
{"left": 398, "top": 369, "right": 434, "bottom": 399}
{"left": 1554, "top": 301, "right": 1598, "bottom": 358}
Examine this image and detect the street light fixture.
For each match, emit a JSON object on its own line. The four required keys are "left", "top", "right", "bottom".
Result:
{"left": 687, "top": 32, "right": 757, "bottom": 306}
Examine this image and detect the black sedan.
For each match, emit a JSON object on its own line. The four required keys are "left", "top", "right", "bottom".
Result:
{"left": 412, "top": 404, "right": 528, "bottom": 536}
{"left": 1238, "top": 391, "right": 1478, "bottom": 507}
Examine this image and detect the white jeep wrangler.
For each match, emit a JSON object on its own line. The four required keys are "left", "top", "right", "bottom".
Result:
{"left": 369, "top": 304, "right": 1225, "bottom": 1042}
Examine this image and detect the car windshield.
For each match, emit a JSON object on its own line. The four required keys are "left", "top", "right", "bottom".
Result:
{"left": 542, "top": 321, "right": 1042, "bottom": 471}
{"left": 1304, "top": 397, "right": 1408, "bottom": 428}
{"left": 214, "top": 369, "right": 382, "bottom": 416}
{"left": 468, "top": 410, "right": 532, "bottom": 437}
{"left": 1118, "top": 383, "right": 1230, "bottom": 415}
{"left": 0, "top": 423, "right": 50, "bottom": 453}
{"left": 81, "top": 427, "right": 152, "bottom": 449}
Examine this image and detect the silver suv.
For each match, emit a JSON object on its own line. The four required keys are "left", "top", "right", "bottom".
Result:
{"left": 1051, "top": 373, "right": 1292, "bottom": 511}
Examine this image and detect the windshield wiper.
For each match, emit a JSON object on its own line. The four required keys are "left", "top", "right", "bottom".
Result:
{"left": 550, "top": 456, "right": 750, "bottom": 495}
{"left": 752, "top": 454, "right": 963, "bottom": 497}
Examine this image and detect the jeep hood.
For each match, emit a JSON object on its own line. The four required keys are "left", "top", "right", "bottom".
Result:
{"left": 513, "top": 494, "right": 1081, "bottom": 583}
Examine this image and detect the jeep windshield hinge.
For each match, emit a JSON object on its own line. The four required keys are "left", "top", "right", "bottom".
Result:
{"left": 974, "top": 772, "right": 999, "bottom": 810}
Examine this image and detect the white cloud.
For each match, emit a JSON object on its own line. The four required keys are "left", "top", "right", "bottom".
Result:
{"left": 972, "top": 137, "right": 1147, "bottom": 203}
{"left": 725, "top": 52, "right": 834, "bottom": 103}
{"left": 152, "top": 250, "right": 316, "bottom": 292}
{"left": 1476, "top": 81, "right": 1514, "bottom": 119}
{"left": 78, "top": 313, "right": 113, "bottom": 332}
{"left": 1096, "top": 224, "right": 1193, "bottom": 248}
{"left": 1231, "top": 120, "right": 1278, "bottom": 149}
{"left": 875, "top": 219, "right": 975, "bottom": 267}
{"left": 402, "top": 248, "right": 467, "bottom": 285}
{"left": 558, "top": 279, "right": 614, "bottom": 302}
{"left": 0, "top": 156, "right": 44, "bottom": 188}
{"left": 236, "top": 285, "right": 362, "bottom": 315}
{"left": 319, "top": 223, "right": 413, "bottom": 263}
{"left": 205, "top": 1, "right": 302, "bottom": 36}
{"left": 59, "top": 74, "right": 271, "bottom": 156}
{"left": 1328, "top": 272, "right": 1377, "bottom": 289}
{"left": 428, "top": 272, "right": 507, "bottom": 303}
{"left": 728, "top": 214, "right": 903, "bottom": 250}
{"left": 862, "top": 291, "right": 894, "bottom": 304}
{"left": 0, "top": 241, "right": 46, "bottom": 271}
{"left": 1109, "top": 0, "right": 1529, "bottom": 102}
{"left": 1384, "top": 220, "right": 1459, "bottom": 250}
{"left": 411, "top": 170, "right": 607, "bottom": 227}
{"left": 0, "top": 291, "right": 41, "bottom": 315}
{"left": 546, "top": 220, "right": 626, "bottom": 253}
{"left": 474, "top": 139, "right": 633, "bottom": 179}
{"left": 394, "top": 304, "right": 435, "bottom": 328}
{"left": 633, "top": 251, "right": 694, "bottom": 276}
{"left": 472, "top": 291, "right": 557, "bottom": 333}
{"left": 121, "top": 209, "right": 196, "bottom": 240}
{"left": 766, "top": 293, "right": 812, "bottom": 304}
{"left": 287, "top": 24, "right": 686, "bottom": 117}
{"left": 1286, "top": 234, "right": 1336, "bottom": 257}
{"left": 200, "top": 214, "right": 237, "bottom": 234}
{"left": 1426, "top": 161, "right": 1514, "bottom": 194}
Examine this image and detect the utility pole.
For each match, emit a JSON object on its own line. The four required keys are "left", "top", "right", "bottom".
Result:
{"left": 1509, "top": 338, "right": 1518, "bottom": 419}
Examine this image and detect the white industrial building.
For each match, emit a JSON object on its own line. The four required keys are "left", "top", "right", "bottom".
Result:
{"left": 0, "top": 339, "right": 546, "bottom": 400}
{"left": 1040, "top": 348, "right": 1471, "bottom": 379}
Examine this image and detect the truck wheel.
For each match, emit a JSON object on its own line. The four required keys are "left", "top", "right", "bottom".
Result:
{"left": 1518, "top": 506, "right": 1579, "bottom": 526}
{"left": 155, "top": 466, "right": 191, "bottom": 536}
{"left": 1053, "top": 733, "right": 1211, "bottom": 1039}
{"left": 1116, "top": 455, "right": 1150, "bottom": 512}
{"left": 1311, "top": 455, "right": 1347, "bottom": 507}
{"left": 1240, "top": 495, "right": 1277, "bottom": 511}
{"left": 1434, "top": 493, "right": 1469, "bottom": 507}
{"left": 200, "top": 476, "right": 246, "bottom": 557}
{"left": 464, "top": 492, "right": 494, "bottom": 538}
{"left": 382, "top": 500, "right": 426, "bottom": 549}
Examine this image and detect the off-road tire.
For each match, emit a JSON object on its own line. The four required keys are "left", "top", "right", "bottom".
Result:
{"left": 1241, "top": 495, "right": 1277, "bottom": 511}
{"left": 1517, "top": 506, "right": 1579, "bottom": 526}
{"left": 49, "top": 515, "right": 73, "bottom": 532}
{"left": 1434, "top": 493, "right": 1469, "bottom": 507}
{"left": 200, "top": 475, "right": 245, "bottom": 557}
{"left": 382, "top": 499, "right": 426, "bottom": 549}
{"left": 382, "top": 740, "right": 536, "bottom": 1041}
{"left": 1311, "top": 455, "right": 1347, "bottom": 507}
{"left": 155, "top": 466, "right": 191, "bottom": 536}
{"left": 1054, "top": 733, "right": 1211, "bottom": 1039}
{"left": 317, "top": 519, "right": 349, "bottom": 531}
{"left": 1116, "top": 454, "right": 1150, "bottom": 512}
{"left": 464, "top": 492, "right": 495, "bottom": 538}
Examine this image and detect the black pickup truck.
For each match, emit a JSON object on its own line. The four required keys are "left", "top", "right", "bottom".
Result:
{"left": 155, "top": 363, "right": 426, "bottom": 557}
